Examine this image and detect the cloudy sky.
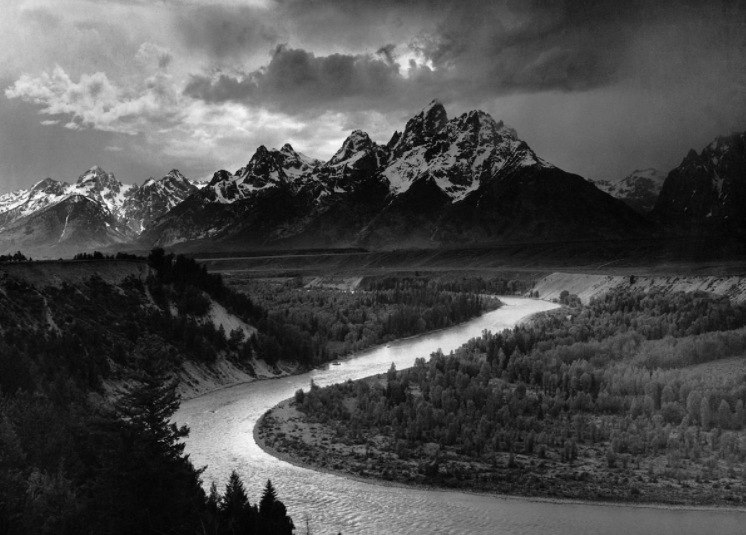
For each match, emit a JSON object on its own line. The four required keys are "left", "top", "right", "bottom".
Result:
{"left": 1, "top": 0, "right": 744, "bottom": 193}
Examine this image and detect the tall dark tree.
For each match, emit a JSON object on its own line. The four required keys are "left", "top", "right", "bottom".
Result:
{"left": 258, "top": 479, "right": 293, "bottom": 535}
{"left": 258, "top": 479, "right": 277, "bottom": 516}
{"left": 220, "top": 470, "right": 256, "bottom": 535}
{"left": 89, "top": 368, "right": 206, "bottom": 535}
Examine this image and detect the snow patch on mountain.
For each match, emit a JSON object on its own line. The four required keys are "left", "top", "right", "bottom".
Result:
{"left": 381, "top": 105, "right": 548, "bottom": 201}
{"left": 0, "top": 166, "right": 202, "bottom": 237}
{"left": 593, "top": 168, "right": 666, "bottom": 213}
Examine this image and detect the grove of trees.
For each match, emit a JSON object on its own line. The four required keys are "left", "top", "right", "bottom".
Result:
{"left": 290, "top": 289, "right": 746, "bottom": 504}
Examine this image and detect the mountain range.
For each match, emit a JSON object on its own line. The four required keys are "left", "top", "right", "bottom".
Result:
{"left": 592, "top": 168, "right": 667, "bottom": 214}
{"left": 0, "top": 100, "right": 743, "bottom": 257}
{"left": 0, "top": 168, "right": 202, "bottom": 256}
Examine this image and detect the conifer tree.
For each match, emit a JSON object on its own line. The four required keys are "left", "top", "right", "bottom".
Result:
{"left": 221, "top": 470, "right": 249, "bottom": 518}
{"left": 258, "top": 479, "right": 293, "bottom": 534}
{"left": 259, "top": 479, "right": 277, "bottom": 516}
{"left": 92, "top": 367, "right": 206, "bottom": 534}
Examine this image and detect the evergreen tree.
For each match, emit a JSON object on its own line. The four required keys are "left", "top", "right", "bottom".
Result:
{"left": 259, "top": 479, "right": 277, "bottom": 516}
{"left": 221, "top": 470, "right": 249, "bottom": 517}
{"left": 221, "top": 470, "right": 256, "bottom": 535}
{"left": 90, "top": 368, "right": 207, "bottom": 534}
{"left": 258, "top": 479, "right": 293, "bottom": 535}
{"left": 206, "top": 481, "right": 220, "bottom": 515}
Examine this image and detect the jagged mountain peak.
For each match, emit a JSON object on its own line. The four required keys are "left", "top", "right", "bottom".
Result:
{"left": 653, "top": 130, "right": 746, "bottom": 235}
{"left": 390, "top": 99, "right": 449, "bottom": 158}
{"left": 208, "top": 170, "right": 233, "bottom": 186}
{"left": 382, "top": 102, "right": 545, "bottom": 200}
{"left": 237, "top": 146, "right": 285, "bottom": 181}
{"left": 77, "top": 165, "right": 120, "bottom": 189}
{"left": 329, "top": 130, "right": 378, "bottom": 166}
{"left": 592, "top": 168, "right": 666, "bottom": 214}
{"left": 31, "top": 177, "right": 66, "bottom": 194}
{"left": 77, "top": 164, "right": 103, "bottom": 180}
{"left": 139, "top": 169, "right": 192, "bottom": 191}
{"left": 252, "top": 145, "right": 270, "bottom": 159}
{"left": 165, "top": 169, "right": 187, "bottom": 181}
{"left": 446, "top": 109, "right": 521, "bottom": 149}
{"left": 422, "top": 99, "right": 447, "bottom": 123}
{"left": 386, "top": 130, "right": 401, "bottom": 149}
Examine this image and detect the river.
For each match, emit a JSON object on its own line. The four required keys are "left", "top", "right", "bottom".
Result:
{"left": 175, "top": 297, "right": 744, "bottom": 534}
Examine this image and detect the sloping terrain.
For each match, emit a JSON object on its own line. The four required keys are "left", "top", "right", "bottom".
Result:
{"left": 0, "top": 258, "right": 289, "bottom": 402}
{"left": 592, "top": 168, "right": 666, "bottom": 213}
{"left": 0, "top": 167, "right": 203, "bottom": 257}
{"left": 653, "top": 131, "right": 746, "bottom": 236}
{"left": 532, "top": 271, "right": 746, "bottom": 304}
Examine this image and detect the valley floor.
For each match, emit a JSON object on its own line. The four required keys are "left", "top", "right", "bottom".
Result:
{"left": 255, "top": 392, "right": 746, "bottom": 510}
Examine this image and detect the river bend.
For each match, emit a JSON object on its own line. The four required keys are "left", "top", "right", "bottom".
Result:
{"left": 175, "top": 298, "right": 744, "bottom": 534}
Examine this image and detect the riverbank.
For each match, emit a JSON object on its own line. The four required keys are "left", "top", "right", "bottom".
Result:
{"left": 255, "top": 396, "right": 746, "bottom": 512}
{"left": 168, "top": 296, "right": 508, "bottom": 402}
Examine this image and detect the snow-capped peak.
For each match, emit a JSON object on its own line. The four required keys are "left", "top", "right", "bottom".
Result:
{"left": 382, "top": 104, "right": 546, "bottom": 201}
{"left": 592, "top": 168, "right": 665, "bottom": 213}
{"left": 390, "top": 99, "right": 449, "bottom": 159}
{"left": 165, "top": 169, "right": 188, "bottom": 181}
{"left": 31, "top": 177, "right": 67, "bottom": 195}
{"left": 77, "top": 165, "right": 119, "bottom": 189}
{"left": 329, "top": 130, "right": 377, "bottom": 166}
{"left": 280, "top": 143, "right": 296, "bottom": 156}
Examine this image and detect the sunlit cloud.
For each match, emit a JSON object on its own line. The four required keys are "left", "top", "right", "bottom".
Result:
{"left": 6, "top": 66, "right": 182, "bottom": 135}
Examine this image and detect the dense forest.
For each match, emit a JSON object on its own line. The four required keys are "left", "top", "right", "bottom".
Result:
{"left": 281, "top": 289, "right": 746, "bottom": 505}
{"left": 0, "top": 250, "right": 299, "bottom": 534}
{"left": 359, "top": 273, "right": 529, "bottom": 296}
{"left": 227, "top": 273, "right": 502, "bottom": 363}
{"left": 0, "top": 252, "right": 509, "bottom": 532}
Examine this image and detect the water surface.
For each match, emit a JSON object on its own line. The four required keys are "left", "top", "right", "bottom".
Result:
{"left": 176, "top": 298, "right": 744, "bottom": 534}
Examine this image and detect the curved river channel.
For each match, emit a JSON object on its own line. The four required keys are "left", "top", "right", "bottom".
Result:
{"left": 175, "top": 298, "right": 744, "bottom": 534}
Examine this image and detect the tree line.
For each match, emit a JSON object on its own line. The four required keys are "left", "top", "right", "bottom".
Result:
{"left": 0, "top": 251, "right": 29, "bottom": 262}
{"left": 229, "top": 273, "right": 502, "bottom": 366}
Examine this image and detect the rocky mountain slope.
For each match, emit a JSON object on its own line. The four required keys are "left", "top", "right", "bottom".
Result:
{"left": 141, "top": 100, "right": 651, "bottom": 250}
{"left": 0, "top": 167, "right": 202, "bottom": 256}
{"left": 653, "top": 131, "right": 746, "bottom": 236}
{"left": 592, "top": 168, "right": 666, "bottom": 213}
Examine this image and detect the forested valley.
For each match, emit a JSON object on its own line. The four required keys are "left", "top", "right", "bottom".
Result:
{"left": 0, "top": 252, "right": 513, "bottom": 533}
{"left": 266, "top": 289, "right": 746, "bottom": 505}
{"left": 226, "top": 272, "right": 508, "bottom": 364}
{"left": 0, "top": 251, "right": 304, "bottom": 534}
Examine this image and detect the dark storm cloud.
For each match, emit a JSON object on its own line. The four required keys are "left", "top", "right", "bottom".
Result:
{"left": 174, "top": 4, "right": 280, "bottom": 61}
{"left": 182, "top": 0, "right": 746, "bottom": 119}
{"left": 184, "top": 44, "right": 413, "bottom": 114}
